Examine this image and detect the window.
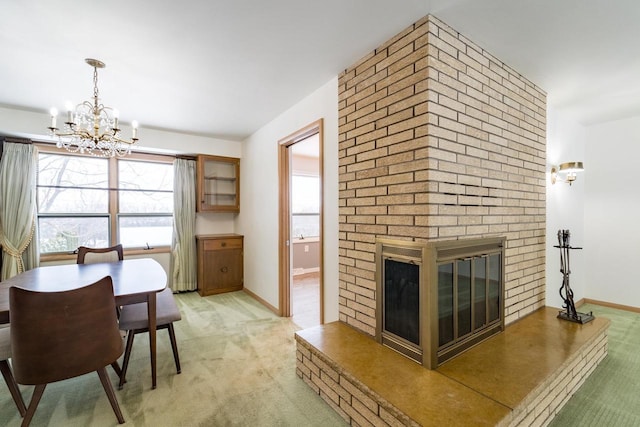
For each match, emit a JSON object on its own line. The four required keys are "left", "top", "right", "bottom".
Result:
{"left": 37, "top": 148, "right": 174, "bottom": 255}
{"left": 291, "top": 174, "right": 319, "bottom": 239}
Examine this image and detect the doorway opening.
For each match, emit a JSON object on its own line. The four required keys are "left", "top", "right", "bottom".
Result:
{"left": 278, "top": 119, "right": 324, "bottom": 329}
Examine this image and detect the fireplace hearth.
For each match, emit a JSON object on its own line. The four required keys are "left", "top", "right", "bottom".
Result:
{"left": 376, "top": 237, "right": 505, "bottom": 368}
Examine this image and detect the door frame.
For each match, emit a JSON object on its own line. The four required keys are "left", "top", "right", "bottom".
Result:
{"left": 278, "top": 118, "right": 324, "bottom": 322}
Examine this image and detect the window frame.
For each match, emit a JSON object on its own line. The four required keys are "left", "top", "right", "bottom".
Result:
{"left": 36, "top": 143, "right": 176, "bottom": 261}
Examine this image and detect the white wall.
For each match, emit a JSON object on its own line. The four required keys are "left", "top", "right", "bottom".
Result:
{"left": 584, "top": 115, "right": 640, "bottom": 306}
{"left": 0, "top": 105, "right": 242, "bottom": 277}
{"left": 546, "top": 107, "right": 587, "bottom": 308}
{"left": 237, "top": 77, "right": 339, "bottom": 322}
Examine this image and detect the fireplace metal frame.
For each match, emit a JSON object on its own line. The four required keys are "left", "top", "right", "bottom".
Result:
{"left": 376, "top": 237, "right": 506, "bottom": 369}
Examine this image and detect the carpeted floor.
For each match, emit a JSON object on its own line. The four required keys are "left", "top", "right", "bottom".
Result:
{"left": 0, "top": 291, "right": 347, "bottom": 427}
{"left": 1, "top": 296, "right": 639, "bottom": 426}
{"left": 549, "top": 303, "right": 640, "bottom": 427}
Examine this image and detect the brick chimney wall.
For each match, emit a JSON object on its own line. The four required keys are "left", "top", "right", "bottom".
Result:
{"left": 338, "top": 15, "right": 547, "bottom": 336}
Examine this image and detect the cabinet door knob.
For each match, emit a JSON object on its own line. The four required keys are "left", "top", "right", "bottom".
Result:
{"left": 221, "top": 242, "right": 227, "bottom": 247}
{"left": 221, "top": 266, "right": 228, "bottom": 273}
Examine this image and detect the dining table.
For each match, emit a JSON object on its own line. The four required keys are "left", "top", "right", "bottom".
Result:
{"left": 0, "top": 258, "right": 167, "bottom": 389}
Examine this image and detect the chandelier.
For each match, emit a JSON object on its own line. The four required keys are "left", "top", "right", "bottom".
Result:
{"left": 48, "top": 58, "right": 138, "bottom": 157}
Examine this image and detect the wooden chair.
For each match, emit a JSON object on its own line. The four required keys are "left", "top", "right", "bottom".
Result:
{"left": 117, "top": 287, "right": 182, "bottom": 389}
{"left": 0, "top": 326, "right": 27, "bottom": 417}
{"left": 76, "top": 244, "right": 125, "bottom": 378}
{"left": 76, "top": 244, "right": 124, "bottom": 264}
{"left": 10, "top": 277, "right": 125, "bottom": 426}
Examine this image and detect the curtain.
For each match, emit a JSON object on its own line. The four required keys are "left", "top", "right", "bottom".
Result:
{"left": 0, "top": 142, "right": 39, "bottom": 280}
{"left": 170, "top": 158, "right": 197, "bottom": 291}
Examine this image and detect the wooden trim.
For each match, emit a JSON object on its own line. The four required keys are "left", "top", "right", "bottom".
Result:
{"left": 278, "top": 119, "right": 324, "bottom": 322}
{"left": 278, "top": 143, "right": 291, "bottom": 317}
{"left": 40, "top": 246, "right": 170, "bottom": 263}
{"left": 582, "top": 298, "right": 640, "bottom": 314}
{"left": 36, "top": 143, "right": 174, "bottom": 163}
{"left": 243, "top": 288, "right": 279, "bottom": 315}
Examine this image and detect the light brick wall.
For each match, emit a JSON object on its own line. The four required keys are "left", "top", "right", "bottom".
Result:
{"left": 338, "top": 15, "right": 547, "bottom": 335}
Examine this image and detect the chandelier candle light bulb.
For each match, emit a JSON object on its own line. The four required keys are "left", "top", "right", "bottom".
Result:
{"left": 47, "top": 58, "right": 139, "bottom": 157}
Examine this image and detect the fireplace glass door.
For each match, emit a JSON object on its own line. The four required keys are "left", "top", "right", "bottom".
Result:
{"left": 437, "top": 253, "right": 501, "bottom": 350}
{"left": 383, "top": 259, "right": 420, "bottom": 346}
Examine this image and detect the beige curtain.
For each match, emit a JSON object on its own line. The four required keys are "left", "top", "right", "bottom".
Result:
{"left": 0, "top": 142, "right": 39, "bottom": 280}
{"left": 170, "top": 158, "right": 197, "bottom": 291}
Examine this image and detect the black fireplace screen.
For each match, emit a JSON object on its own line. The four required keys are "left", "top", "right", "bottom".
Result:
{"left": 383, "top": 259, "right": 420, "bottom": 346}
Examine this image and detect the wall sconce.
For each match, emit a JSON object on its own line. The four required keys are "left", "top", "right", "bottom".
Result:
{"left": 551, "top": 162, "right": 584, "bottom": 185}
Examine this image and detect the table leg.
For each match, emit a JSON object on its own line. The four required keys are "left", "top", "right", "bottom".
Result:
{"left": 147, "top": 292, "right": 157, "bottom": 389}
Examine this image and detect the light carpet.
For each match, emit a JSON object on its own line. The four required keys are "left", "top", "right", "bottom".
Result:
{"left": 550, "top": 303, "right": 640, "bottom": 426}
{"left": 0, "top": 291, "right": 347, "bottom": 426}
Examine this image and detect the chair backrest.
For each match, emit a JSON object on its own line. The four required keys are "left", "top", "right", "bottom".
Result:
{"left": 77, "top": 244, "right": 124, "bottom": 265}
{"left": 9, "top": 276, "right": 124, "bottom": 385}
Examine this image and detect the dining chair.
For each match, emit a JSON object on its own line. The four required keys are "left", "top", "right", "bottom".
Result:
{"left": 10, "top": 276, "right": 125, "bottom": 426}
{"left": 76, "top": 244, "right": 125, "bottom": 378}
{"left": 117, "top": 287, "right": 182, "bottom": 389}
{"left": 0, "top": 326, "right": 27, "bottom": 417}
{"left": 76, "top": 244, "right": 124, "bottom": 264}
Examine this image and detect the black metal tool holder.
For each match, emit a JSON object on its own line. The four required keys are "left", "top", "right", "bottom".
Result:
{"left": 554, "top": 229, "right": 594, "bottom": 324}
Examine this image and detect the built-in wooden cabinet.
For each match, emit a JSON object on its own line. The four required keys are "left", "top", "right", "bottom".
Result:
{"left": 196, "top": 155, "right": 240, "bottom": 213}
{"left": 196, "top": 234, "right": 243, "bottom": 296}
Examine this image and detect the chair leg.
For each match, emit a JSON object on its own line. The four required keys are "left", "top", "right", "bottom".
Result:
{"left": 97, "top": 367, "right": 125, "bottom": 424}
{"left": 21, "top": 383, "right": 46, "bottom": 427}
{"left": 167, "top": 323, "right": 181, "bottom": 374}
{"left": 118, "top": 330, "right": 135, "bottom": 390}
{"left": 111, "top": 361, "right": 122, "bottom": 377}
{"left": 0, "top": 360, "right": 26, "bottom": 417}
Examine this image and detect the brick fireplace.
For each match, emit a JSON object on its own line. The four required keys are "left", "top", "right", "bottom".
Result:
{"left": 296, "top": 15, "right": 609, "bottom": 427}
{"left": 337, "top": 14, "right": 546, "bottom": 338}
{"left": 296, "top": 16, "right": 609, "bottom": 426}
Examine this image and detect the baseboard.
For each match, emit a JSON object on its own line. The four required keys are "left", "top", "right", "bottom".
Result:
{"left": 243, "top": 288, "right": 280, "bottom": 316}
{"left": 582, "top": 298, "right": 640, "bottom": 314}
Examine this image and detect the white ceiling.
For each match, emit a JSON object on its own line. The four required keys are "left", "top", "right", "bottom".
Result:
{"left": 1, "top": 0, "right": 639, "bottom": 141}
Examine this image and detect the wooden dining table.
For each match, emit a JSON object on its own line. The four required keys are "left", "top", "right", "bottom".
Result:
{"left": 0, "top": 258, "right": 167, "bottom": 389}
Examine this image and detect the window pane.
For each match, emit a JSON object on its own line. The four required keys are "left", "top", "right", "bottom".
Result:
{"left": 119, "top": 216, "right": 173, "bottom": 248}
{"left": 37, "top": 154, "right": 108, "bottom": 214}
{"left": 39, "top": 217, "right": 109, "bottom": 253}
{"left": 292, "top": 214, "right": 319, "bottom": 239}
{"left": 118, "top": 160, "right": 173, "bottom": 214}
{"left": 119, "top": 191, "right": 173, "bottom": 213}
{"left": 38, "top": 188, "right": 108, "bottom": 213}
{"left": 38, "top": 154, "right": 108, "bottom": 189}
{"left": 292, "top": 175, "right": 319, "bottom": 213}
{"left": 118, "top": 160, "right": 173, "bottom": 191}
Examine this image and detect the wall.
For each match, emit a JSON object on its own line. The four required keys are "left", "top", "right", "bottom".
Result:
{"left": 238, "top": 77, "right": 340, "bottom": 321}
{"left": 545, "top": 107, "right": 586, "bottom": 309}
{"left": 584, "top": 115, "right": 640, "bottom": 307}
{"left": 338, "top": 15, "right": 547, "bottom": 336}
{"left": 0, "top": 105, "right": 242, "bottom": 277}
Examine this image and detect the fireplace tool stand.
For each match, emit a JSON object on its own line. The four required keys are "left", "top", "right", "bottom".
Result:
{"left": 555, "top": 229, "right": 594, "bottom": 324}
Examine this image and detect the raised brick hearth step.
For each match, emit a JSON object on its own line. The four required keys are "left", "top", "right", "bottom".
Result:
{"left": 295, "top": 307, "right": 610, "bottom": 426}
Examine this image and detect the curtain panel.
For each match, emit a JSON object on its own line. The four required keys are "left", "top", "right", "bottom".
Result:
{"left": 170, "top": 158, "right": 197, "bottom": 291}
{"left": 0, "top": 141, "right": 39, "bottom": 280}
